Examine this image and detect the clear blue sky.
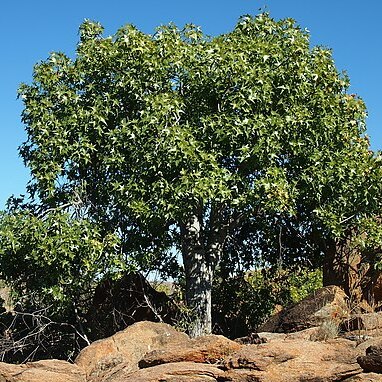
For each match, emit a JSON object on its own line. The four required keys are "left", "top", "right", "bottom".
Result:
{"left": 1, "top": 0, "right": 381, "bottom": 208}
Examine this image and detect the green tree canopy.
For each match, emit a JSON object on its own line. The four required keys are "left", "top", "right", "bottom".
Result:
{"left": 3, "top": 13, "right": 382, "bottom": 336}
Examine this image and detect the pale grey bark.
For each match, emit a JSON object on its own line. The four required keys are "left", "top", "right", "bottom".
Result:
{"left": 180, "top": 212, "right": 224, "bottom": 337}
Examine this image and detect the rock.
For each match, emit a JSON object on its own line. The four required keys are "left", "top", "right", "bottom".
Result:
{"left": 358, "top": 344, "right": 382, "bottom": 373}
{"left": 139, "top": 334, "right": 241, "bottom": 367}
{"left": 223, "top": 338, "right": 361, "bottom": 381}
{"left": 86, "top": 272, "right": 178, "bottom": 341}
{"left": 258, "top": 285, "right": 349, "bottom": 333}
{"left": 100, "top": 362, "right": 226, "bottom": 382}
{"left": 75, "top": 321, "right": 189, "bottom": 382}
{"left": 344, "top": 373, "right": 382, "bottom": 381}
{"left": 258, "top": 326, "right": 321, "bottom": 342}
{"left": 0, "top": 359, "right": 85, "bottom": 382}
{"left": 255, "top": 331, "right": 289, "bottom": 341}
{"left": 345, "top": 335, "right": 374, "bottom": 344}
{"left": 111, "top": 321, "right": 362, "bottom": 382}
{"left": 259, "top": 309, "right": 281, "bottom": 332}
{"left": 343, "top": 313, "right": 382, "bottom": 333}
{"left": 114, "top": 333, "right": 362, "bottom": 382}
{"left": 234, "top": 332, "right": 267, "bottom": 344}
{"left": 2, "top": 319, "right": 380, "bottom": 382}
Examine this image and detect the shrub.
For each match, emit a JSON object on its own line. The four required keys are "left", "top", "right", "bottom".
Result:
{"left": 212, "top": 267, "right": 323, "bottom": 338}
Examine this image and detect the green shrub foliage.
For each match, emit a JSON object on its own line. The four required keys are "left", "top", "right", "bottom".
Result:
{"left": 212, "top": 267, "right": 323, "bottom": 338}
{"left": 0, "top": 210, "right": 121, "bottom": 316}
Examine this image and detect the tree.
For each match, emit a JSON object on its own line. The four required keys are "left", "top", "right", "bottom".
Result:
{"left": 10, "top": 13, "right": 382, "bottom": 336}
{"left": 0, "top": 206, "right": 122, "bottom": 359}
{"left": 0, "top": 207, "right": 121, "bottom": 321}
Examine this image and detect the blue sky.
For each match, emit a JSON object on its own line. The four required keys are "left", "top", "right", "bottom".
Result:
{"left": 1, "top": 0, "right": 381, "bottom": 208}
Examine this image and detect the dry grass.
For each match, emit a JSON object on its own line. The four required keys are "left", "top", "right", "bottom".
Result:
{"left": 310, "top": 320, "right": 339, "bottom": 341}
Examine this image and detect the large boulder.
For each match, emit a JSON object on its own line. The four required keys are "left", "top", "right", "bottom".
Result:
{"left": 112, "top": 332, "right": 363, "bottom": 382}
{"left": 258, "top": 285, "right": 349, "bottom": 333}
{"left": 139, "top": 334, "right": 241, "bottom": 367}
{"left": 0, "top": 360, "right": 85, "bottom": 382}
{"left": 86, "top": 272, "right": 178, "bottom": 341}
{"left": 3, "top": 320, "right": 382, "bottom": 381}
{"left": 223, "top": 338, "right": 361, "bottom": 381}
{"left": 75, "top": 321, "right": 189, "bottom": 382}
{"left": 99, "top": 362, "right": 226, "bottom": 382}
{"left": 357, "top": 344, "right": 382, "bottom": 373}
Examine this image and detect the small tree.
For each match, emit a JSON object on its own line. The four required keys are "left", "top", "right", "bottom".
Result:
{"left": 9, "top": 13, "right": 382, "bottom": 336}
{"left": 0, "top": 208, "right": 121, "bottom": 318}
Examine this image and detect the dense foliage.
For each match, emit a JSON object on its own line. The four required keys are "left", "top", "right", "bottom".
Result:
{"left": 0, "top": 209, "right": 121, "bottom": 315}
{"left": 212, "top": 267, "right": 323, "bottom": 338}
{"left": 1, "top": 13, "right": 382, "bottom": 338}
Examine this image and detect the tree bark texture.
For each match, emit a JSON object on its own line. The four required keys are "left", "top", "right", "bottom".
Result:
{"left": 181, "top": 214, "right": 223, "bottom": 337}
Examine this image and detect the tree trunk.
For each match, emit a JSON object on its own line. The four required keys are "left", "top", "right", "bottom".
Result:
{"left": 183, "top": 249, "right": 214, "bottom": 337}
{"left": 323, "top": 237, "right": 371, "bottom": 310}
{"left": 181, "top": 214, "right": 220, "bottom": 337}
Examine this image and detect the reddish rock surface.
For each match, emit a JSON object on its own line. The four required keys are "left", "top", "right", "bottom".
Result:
{"left": 344, "top": 373, "right": 382, "bottom": 381}
{"left": 0, "top": 359, "right": 85, "bottom": 382}
{"left": 75, "top": 321, "right": 189, "bottom": 382}
{"left": 224, "top": 338, "right": 361, "bottom": 381}
{"left": 2, "top": 320, "right": 382, "bottom": 381}
{"left": 102, "top": 361, "right": 226, "bottom": 382}
{"left": 139, "top": 334, "right": 241, "bottom": 367}
{"left": 75, "top": 321, "right": 365, "bottom": 382}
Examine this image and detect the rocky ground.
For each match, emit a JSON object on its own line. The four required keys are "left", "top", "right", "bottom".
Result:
{"left": 1, "top": 320, "right": 382, "bottom": 382}
{"left": 2, "top": 286, "right": 382, "bottom": 381}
